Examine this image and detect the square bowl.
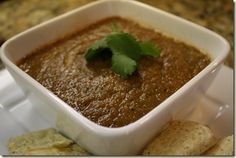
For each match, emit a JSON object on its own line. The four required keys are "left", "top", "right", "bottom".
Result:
{"left": 0, "top": 0, "right": 229, "bottom": 155}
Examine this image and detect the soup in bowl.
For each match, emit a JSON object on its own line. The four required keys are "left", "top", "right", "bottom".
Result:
{"left": 0, "top": 0, "right": 229, "bottom": 155}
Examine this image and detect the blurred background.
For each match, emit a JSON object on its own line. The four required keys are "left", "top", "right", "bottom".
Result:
{"left": 0, "top": 0, "right": 233, "bottom": 69}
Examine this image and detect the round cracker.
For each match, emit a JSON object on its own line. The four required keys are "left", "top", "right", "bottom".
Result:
{"left": 143, "top": 120, "right": 217, "bottom": 155}
{"left": 205, "top": 135, "right": 233, "bottom": 155}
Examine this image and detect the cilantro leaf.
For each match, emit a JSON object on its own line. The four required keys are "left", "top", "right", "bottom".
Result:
{"left": 106, "top": 32, "right": 142, "bottom": 61}
{"left": 110, "top": 22, "right": 119, "bottom": 32}
{"left": 139, "top": 42, "right": 160, "bottom": 57}
{"left": 111, "top": 54, "right": 137, "bottom": 79}
{"left": 85, "top": 38, "right": 108, "bottom": 61}
{"left": 84, "top": 29, "right": 161, "bottom": 79}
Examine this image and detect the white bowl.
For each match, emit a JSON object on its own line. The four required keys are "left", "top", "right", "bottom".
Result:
{"left": 0, "top": 0, "right": 229, "bottom": 155}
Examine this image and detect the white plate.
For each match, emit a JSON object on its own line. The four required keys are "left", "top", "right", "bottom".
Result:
{"left": 0, "top": 65, "right": 233, "bottom": 155}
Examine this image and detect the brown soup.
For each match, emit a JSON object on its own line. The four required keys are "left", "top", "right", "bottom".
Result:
{"left": 18, "top": 17, "right": 210, "bottom": 127}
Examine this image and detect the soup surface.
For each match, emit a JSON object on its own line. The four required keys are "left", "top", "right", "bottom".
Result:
{"left": 18, "top": 17, "right": 210, "bottom": 127}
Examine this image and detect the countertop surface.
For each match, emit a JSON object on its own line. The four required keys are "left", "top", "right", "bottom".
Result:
{"left": 0, "top": 0, "right": 233, "bottom": 69}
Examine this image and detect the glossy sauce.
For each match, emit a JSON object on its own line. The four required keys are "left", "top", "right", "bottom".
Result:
{"left": 18, "top": 17, "right": 210, "bottom": 127}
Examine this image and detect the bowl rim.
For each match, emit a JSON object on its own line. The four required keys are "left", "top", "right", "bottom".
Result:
{"left": 0, "top": 0, "right": 230, "bottom": 136}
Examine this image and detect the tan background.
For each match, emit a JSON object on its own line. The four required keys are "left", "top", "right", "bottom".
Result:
{"left": 0, "top": 0, "right": 233, "bottom": 69}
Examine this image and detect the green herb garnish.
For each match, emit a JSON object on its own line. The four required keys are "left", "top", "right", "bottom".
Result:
{"left": 85, "top": 24, "right": 160, "bottom": 79}
{"left": 139, "top": 42, "right": 161, "bottom": 57}
{"left": 110, "top": 22, "right": 119, "bottom": 32}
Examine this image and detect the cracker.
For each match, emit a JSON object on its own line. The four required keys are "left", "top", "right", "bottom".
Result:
{"left": 142, "top": 120, "right": 217, "bottom": 155}
{"left": 205, "top": 135, "right": 233, "bottom": 155}
{"left": 8, "top": 128, "right": 72, "bottom": 154}
{"left": 25, "top": 144, "right": 90, "bottom": 155}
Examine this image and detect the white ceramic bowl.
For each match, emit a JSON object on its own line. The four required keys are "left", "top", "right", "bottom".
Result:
{"left": 0, "top": 0, "right": 229, "bottom": 155}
